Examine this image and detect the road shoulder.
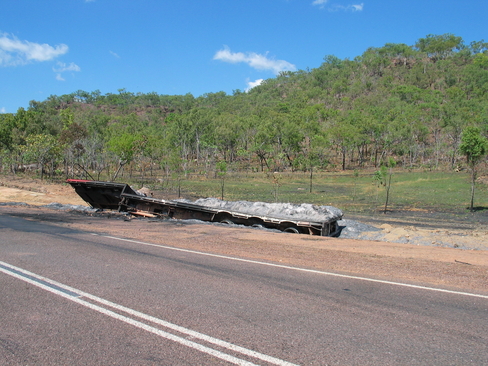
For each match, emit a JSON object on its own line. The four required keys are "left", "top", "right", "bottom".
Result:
{"left": 2, "top": 205, "right": 487, "bottom": 295}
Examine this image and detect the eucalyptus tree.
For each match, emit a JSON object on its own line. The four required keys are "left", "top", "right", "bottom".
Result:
{"left": 387, "top": 102, "right": 430, "bottom": 167}
{"left": 0, "top": 113, "right": 15, "bottom": 151}
{"left": 184, "top": 107, "right": 215, "bottom": 162}
{"left": 166, "top": 113, "right": 193, "bottom": 162}
{"left": 459, "top": 126, "right": 488, "bottom": 212}
{"left": 463, "top": 53, "right": 488, "bottom": 99}
{"left": 252, "top": 118, "right": 275, "bottom": 171}
{"left": 299, "top": 105, "right": 331, "bottom": 176}
{"left": 379, "top": 42, "right": 417, "bottom": 67}
{"left": 107, "top": 132, "right": 145, "bottom": 181}
{"left": 328, "top": 110, "right": 362, "bottom": 170}
{"left": 0, "top": 108, "right": 50, "bottom": 172}
{"left": 355, "top": 105, "right": 388, "bottom": 168}
{"left": 358, "top": 47, "right": 391, "bottom": 77}
{"left": 415, "top": 34, "right": 464, "bottom": 62}
{"left": 21, "top": 134, "right": 62, "bottom": 179}
{"left": 0, "top": 113, "right": 16, "bottom": 172}
{"left": 167, "top": 148, "right": 186, "bottom": 197}
{"left": 236, "top": 114, "right": 261, "bottom": 169}
{"left": 441, "top": 91, "right": 470, "bottom": 168}
{"left": 11, "top": 107, "right": 44, "bottom": 145}
{"left": 272, "top": 108, "right": 305, "bottom": 170}
{"left": 58, "top": 109, "right": 89, "bottom": 178}
{"left": 216, "top": 160, "right": 227, "bottom": 200}
{"left": 212, "top": 112, "right": 242, "bottom": 162}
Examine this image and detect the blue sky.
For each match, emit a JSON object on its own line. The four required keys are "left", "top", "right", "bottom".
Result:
{"left": 1, "top": 0, "right": 487, "bottom": 113}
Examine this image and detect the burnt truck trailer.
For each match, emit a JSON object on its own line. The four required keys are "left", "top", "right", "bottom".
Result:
{"left": 66, "top": 179, "right": 343, "bottom": 237}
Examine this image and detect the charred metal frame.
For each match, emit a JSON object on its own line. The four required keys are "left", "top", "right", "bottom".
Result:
{"left": 67, "top": 179, "right": 342, "bottom": 237}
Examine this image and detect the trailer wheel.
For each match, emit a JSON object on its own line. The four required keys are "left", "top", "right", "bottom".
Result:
{"left": 283, "top": 226, "right": 300, "bottom": 234}
{"left": 221, "top": 219, "right": 234, "bottom": 225}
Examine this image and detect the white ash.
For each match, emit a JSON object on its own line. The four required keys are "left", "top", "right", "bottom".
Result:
{"left": 42, "top": 203, "right": 98, "bottom": 212}
{"left": 0, "top": 202, "right": 29, "bottom": 206}
{"left": 176, "top": 198, "right": 343, "bottom": 222}
{"left": 136, "top": 187, "right": 153, "bottom": 197}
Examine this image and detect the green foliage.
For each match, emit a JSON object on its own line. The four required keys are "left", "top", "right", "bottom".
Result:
{"left": 459, "top": 126, "right": 488, "bottom": 211}
{"left": 216, "top": 160, "right": 227, "bottom": 176}
{"left": 20, "top": 134, "right": 62, "bottom": 178}
{"left": 173, "top": 171, "right": 484, "bottom": 216}
{"left": 107, "top": 133, "right": 140, "bottom": 164}
{"left": 459, "top": 127, "right": 488, "bottom": 167}
{"left": 0, "top": 113, "right": 16, "bottom": 150}
{"left": 2, "top": 33, "right": 488, "bottom": 193}
{"left": 216, "top": 160, "right": 227, "bottom": 200}
{"left": 21, "top": 134, "right": 61, "bottom": 163}
{"left": 415, "top": 34, "right": 464, "bottom": 60}
{"left": 373, "top": 167, "right": 387, "bottom": 187}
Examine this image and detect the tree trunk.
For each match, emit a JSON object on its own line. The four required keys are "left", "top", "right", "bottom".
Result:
{"left": 112, "top": 161, "right": 125, "bottom": 181}
{"left": 470, "top": 168, "right": 476, "bottom": 212}
{"left": 309, "top": 167, "right": 313, "bottom": 193}
{"left": 384, "top": 172, "right": 392, "bottom": 214}
{"left": 221, "top": 178, "right": 225, "bottom": 200}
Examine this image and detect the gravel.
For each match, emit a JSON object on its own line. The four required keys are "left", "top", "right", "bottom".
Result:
{"left": 337, "top": 219, "right": 382, "bottom": 239}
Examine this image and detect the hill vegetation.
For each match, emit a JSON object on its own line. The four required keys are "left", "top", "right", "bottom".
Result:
{"left": 1, "top": 34, "right": 488, "bottom": 191}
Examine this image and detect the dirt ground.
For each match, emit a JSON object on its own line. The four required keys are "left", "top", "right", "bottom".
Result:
{"left": 1, "top": 177, "right": 487, "bottom": 294}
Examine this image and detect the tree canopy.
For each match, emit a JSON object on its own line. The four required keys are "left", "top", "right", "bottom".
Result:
{"left": 1, "top": 33, "right": 487, "bottom": 180}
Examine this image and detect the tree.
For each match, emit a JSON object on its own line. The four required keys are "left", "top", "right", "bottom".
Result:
{"left": 216, "top": 161, "right": 227, "bottom": 200}
{"left": 415, "top": 34, "right": 463, "bottom": 61}
{"left": 167, "top": 149, "right": 186, "bottom": 198}
{"left": 0, "top": 113, "right": 16, "bottom": 150}
{"left": 329, "top": 115, "right": 360, "bottom": 171}
{"left": 383, "top": 158, "right": 396, "bottom": 213}
{"left": 459, "top": 127, "right": 488, "bottom": 212}
{"left": 21, "top": 134, "right": 62, "bottom": 179}
{"left": 372, "top": 168, "right": 385, "bottom": 214}
{"left": 371, "top": 158, "right": 396, "bottom": 214}
{"left": 59, "top": 109, "right": 89, "bottom": 178}
{"left": 107, "top": 132, "right": 142, "bottom": 181}
{"left": 271, "top": 172, "right": 282, "bottom": 202}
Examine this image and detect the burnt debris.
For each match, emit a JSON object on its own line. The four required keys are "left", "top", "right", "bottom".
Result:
{"left": 66, "top": 179, "right": 343, "bottom": 237}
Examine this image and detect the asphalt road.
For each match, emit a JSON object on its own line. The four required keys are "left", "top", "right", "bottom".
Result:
{"left": 1, "top": 213, "right": 487, "bottom": 365}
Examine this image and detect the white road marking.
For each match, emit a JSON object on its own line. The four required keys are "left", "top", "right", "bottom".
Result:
{"left": 0, "top": 260, "right": 298, "bottom": 366}
{"left": 94, "top": 233, "right": 488, "bottom": 300}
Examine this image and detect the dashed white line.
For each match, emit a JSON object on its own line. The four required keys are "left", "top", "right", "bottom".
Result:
{"left": 93, "top": 233, "right": 488, "bottom": 300}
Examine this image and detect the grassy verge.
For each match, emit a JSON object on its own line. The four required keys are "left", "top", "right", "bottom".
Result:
{"left": 5, "top": 169, "right": 486, "bottom": 216}
{"left": 144, "top": 170, "right": 488, "bottom": 215}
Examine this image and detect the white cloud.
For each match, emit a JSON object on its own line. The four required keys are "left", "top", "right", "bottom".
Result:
{"left": 351, "top": 3, "right": 364, "bottom": 11}
{"left": 53, "top": 61, "right": 80, "bottom": 81}
{"left": 313, "top": 1, "right": 364, "bottom": 11}
{"left": 312, "top": 0, "right": 329, "bottom": 7}
{"left": 53, "top": 61, "right": 80, "bottom": 73}
{"left": 214, "top": 46, "right": 296, "bottom": 75}
{"left": 0, "top": 107, "right": 6, "bottom": 114}
{"left": 0, "top": 33, "right": 68, "bottom": 66}
{"left": 246, "top": 79, "right": 264, "bottom": 91}
{"left": 110, "top": 50, "right": 120, "bottom": 58}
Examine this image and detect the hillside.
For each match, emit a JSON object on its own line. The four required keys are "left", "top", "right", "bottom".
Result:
{"left": 1, "top": 34, "right": 487, "bottom": 183}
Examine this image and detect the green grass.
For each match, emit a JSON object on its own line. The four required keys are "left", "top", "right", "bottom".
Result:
{"left": 138, "top": 170, "right": 487, "bottom": 215}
